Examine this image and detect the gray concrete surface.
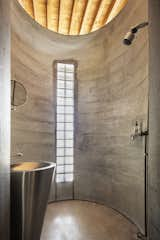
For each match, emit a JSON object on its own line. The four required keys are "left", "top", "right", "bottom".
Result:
{"left": 148, "top": 1, "right": 160, "bottom": 239}
{"left": 0, "top": 0, "right": 10, "bottom": 239}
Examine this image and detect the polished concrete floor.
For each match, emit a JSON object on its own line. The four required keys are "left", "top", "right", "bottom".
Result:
{"left": 41, "top": 200, "right": 138, "bottom": 240}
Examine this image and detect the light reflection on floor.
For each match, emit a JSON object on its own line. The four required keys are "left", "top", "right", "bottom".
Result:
{"left": 41, "top": 200, "right": 138, "bottom": 240}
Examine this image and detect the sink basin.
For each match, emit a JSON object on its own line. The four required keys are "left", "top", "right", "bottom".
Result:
{"left": 11, "top": 161, "right": 55, "bottom": 172}
{"left": 11, "top": 161, "right": 56, "bottom": 240}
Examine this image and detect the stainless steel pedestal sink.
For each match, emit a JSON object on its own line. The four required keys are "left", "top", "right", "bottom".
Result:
{"left": 11, "top": 161, "right": 56, "bottom": 240}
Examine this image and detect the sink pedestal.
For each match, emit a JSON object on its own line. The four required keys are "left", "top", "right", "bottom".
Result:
{"left": 11, "top": 162, "right": 56, "bottom": 240}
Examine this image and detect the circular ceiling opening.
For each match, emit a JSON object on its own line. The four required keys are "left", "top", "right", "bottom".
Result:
{"left": 18, "top": 0, "right": 128, "bottom": 36}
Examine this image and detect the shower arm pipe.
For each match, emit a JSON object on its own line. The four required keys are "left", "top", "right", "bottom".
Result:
{"left": 131, "top": 22, "right": 149, "bottom": 33}
{"left": 137, "top": 111, "right": 149, "bottom": 240}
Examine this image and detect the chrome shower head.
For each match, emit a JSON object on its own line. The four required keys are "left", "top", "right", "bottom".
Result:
{"left": 123, "top": 22, "right": 148, "bottom": 46}
{"left": 123, "top": 32, "right": 135, "bottom": 45}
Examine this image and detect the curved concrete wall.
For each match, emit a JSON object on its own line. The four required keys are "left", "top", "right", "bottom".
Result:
{"left": 11, "top": 0, "right": 148, "bottom": 233}
{"left": 149, "top": 1, "right": 160, "bottom": 239}
{"left": 0, "top": 1, "right": 10, "bottom": 239}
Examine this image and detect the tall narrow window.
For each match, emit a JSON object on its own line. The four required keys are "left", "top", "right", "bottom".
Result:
{"left": 55, "top": 62, "right": 75, "bottom": 183}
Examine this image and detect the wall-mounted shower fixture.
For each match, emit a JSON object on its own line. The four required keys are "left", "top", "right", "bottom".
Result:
{"left": 12, "top": 152, "right": 24, "bottom": 158}
{"left": 123, "top": 22, "right": 149, "bottom": 45}
{"left": 131, "top": 120, "right": 148, "bottom": 141}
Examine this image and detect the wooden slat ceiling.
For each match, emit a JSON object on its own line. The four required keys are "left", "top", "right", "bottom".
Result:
{"left": 18, "top": 0, "right": 128, "bottom": 35}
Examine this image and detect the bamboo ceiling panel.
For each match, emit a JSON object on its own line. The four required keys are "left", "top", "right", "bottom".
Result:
{"left": 18, "top": 0, "right": 128, "bottom": 35}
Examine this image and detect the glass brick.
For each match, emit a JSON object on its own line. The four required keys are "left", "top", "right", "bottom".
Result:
{"left": 57, "top": 122, "right": 65, "bottom": 131}
{"left": 66, "top": 81, "right": 74, "bottom": 89}
{"left": 65, "top": 140, "right": 73, "bottom": 148}
{"left": 56, "top": 157, "right": 64, "bottom": 165}
{"left": 65, "top": 148, "right": 73, "bottom": 156}
{"left": 65, "top": 156, "right": 73, "bottom": 164}
{"left": 65, "top": 115, "right": 74, "bottom": 122}
{"left": 56, "top": 174, "right": 64, "bottom": 183}
{"left": 65, "top": 106, "right": 74, "bottom": 114}
{"left": 65, "top": 98, "right": 74, "bottom": 106}
{"left": 57, "top": 80, "right": 65, "bottom": 89}
{"left": 57, "top": 97, "right": 65, "bottom": 105}
{"left": 65, "top": 123, "right": 73, "bottom": 131}
{"left": 66, "top": 73, "right": 74, "bottom": 81}
{"left": 65, "top": 165, "right": 73, "bottom": 173}
{"left": 57, "top": 140, "right": 65, "bottom": 148}
{"left": 56, "top": 131, "right": 64, "bottom": 139}
{"left": 65, "top": 173, "right": 73, "bottom": 182}
{"left": 57, "top": 63, "right": 65, "bottom": 72}
{"left": 57, "top": 148, "right": 65, "bottom": 156}
{"left": 66, "top": 90, "right": 73, "bottom": 98}
{"left": 57, "top": 165, "right": 65, "bottom": 173}
{"left": 57, "top": 71, "right": 65, "bottom": 80}
{"left": 57, "top": 114, "right": 65, "bottom": 122}
{"left": 57, "top": 89, "right": 65, "bottom": 97}
{"left": 66, "top": 64, "right": 74, "bottom": 73}
{"left": 57, "top": 106, "right": 65, "bottom": 114}
{"left": 65, "top": 131, "right": 73, "bottom": 139}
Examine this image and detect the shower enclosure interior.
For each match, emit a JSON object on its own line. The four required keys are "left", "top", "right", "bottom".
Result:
{"left": 11, "top": 0, "right": 149, "bottom": 239}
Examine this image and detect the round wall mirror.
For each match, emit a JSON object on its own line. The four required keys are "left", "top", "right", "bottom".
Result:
{"left": 11, "top": 80, "right": 27, "bottom": 107}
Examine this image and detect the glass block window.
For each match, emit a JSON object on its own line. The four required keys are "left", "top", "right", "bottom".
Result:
{"left": 55, "top": 62, "right": 75, "bottom": 183}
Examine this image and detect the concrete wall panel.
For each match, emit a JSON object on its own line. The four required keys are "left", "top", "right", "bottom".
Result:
{"left": 149, "top": 1, "right": 160, "bottom": 239}
{"left": 0, "top": 0, "right": 10, "bottom": 239}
